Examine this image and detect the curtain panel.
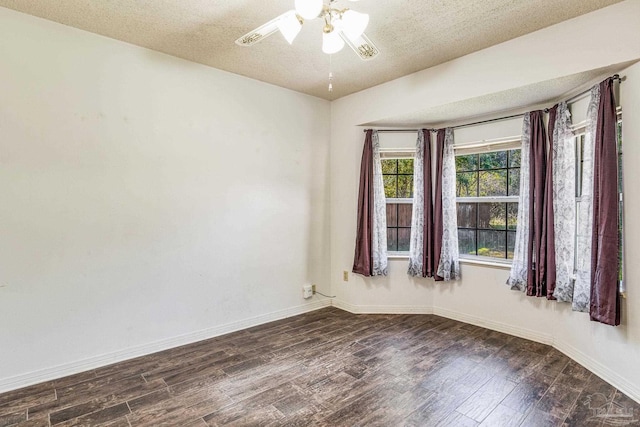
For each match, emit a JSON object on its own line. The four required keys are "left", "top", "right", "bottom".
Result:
{"left": 436, "top": 128, "right": 460, "bottom": 281}
{"left": 507, "top": 114, "right": 532, "bottom": 291}
{"left": 573, "top": 85, "right": 600, "bottom": 312}
{"left": 590, "top": 77, "right": 621, "bottom": 326}
{"left": 507, "top": 111, "right": 547, "bottom": 295}
{"left": 408, "top": 129, "right": 434, "bottom": 277}
{"left": 526, "top": 111, "right": 548, "bottom": 297}
{"left": 353, "top": 130, "right": 387, "bottom": 277}
{"left": 549, "top": 102, "right": 576, "bottom": 303}
{"left": 541, "top": 105, "right": 558, "bottom": 300}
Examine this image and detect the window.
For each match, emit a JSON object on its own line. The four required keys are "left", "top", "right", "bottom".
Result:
{"left": 455, "top": 149, "right": 520, "bottom": 260}
{"left": 382, "top": 158, "right": 414, "bottom": 253}
{"left": 575, "top": 114, "right": 624, "bottom": 288}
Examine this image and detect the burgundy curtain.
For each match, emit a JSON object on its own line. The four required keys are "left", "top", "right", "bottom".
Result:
{"left": 526, "top": 111, "right": 547, "bottom": 297}
{"left": 590, "top": 78, "right": 620, "bottom": 326}
{"left": 433, "top": 129, "right": 445, "bottom": 281}
{"left": 352, "top": 130, "right": 374, "bottom": 276}
{"left": 540, "top": 105, "right": 558, "bottom": 300}
{"left": 421, "top": 129, "right": 435, "bottom": 277}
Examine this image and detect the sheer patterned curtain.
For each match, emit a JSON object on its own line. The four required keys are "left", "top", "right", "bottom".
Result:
{"left": 408, "top": 130, "right": 434, "bottom": 277}
{"left": 353, "top": 129, "right": 387, "bottom": 277}
{"left": 408, "top": 130, "right": 425, "bottom": 276}
{"left": 371, "top": 130, "right": 388, "bottom": 276}
{"left": 436, "top": 128, "right": 460, "bottom": 281}
{"left": 573, "top": 85, "right": 600, "bottom": 312}
{"left": 507, "top": 113, "right": 532, "bottom": 291}
{"left": 550, "top": 102, "right": 576, "bottom": 302}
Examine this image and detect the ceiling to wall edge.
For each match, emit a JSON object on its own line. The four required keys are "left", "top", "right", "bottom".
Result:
{"left": 360, "top": 60, "right": 639, "bottom": 129}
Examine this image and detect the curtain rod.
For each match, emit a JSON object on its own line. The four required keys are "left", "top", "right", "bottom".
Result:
{"left": 364, "top": 74, "right": 622, "bottom": 134}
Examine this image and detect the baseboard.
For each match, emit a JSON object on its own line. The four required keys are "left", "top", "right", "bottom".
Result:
{"left": 332, "top": 299, "right": 433, "bottom": 314}
{"left": 554, "top": 340, "right": 640, "bottom": 404}
{"left": 0, "top": 299, "right": 331, "bottom": 394}
{"left": 432, "top": 306, "right": 554, "bottom": 345}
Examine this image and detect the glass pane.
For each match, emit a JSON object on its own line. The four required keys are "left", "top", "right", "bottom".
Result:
{"left": 397, "top": 175, "right": 413, "bottom": 198}
{"left": 398, "top": 204, "right": 412, "bottom": 227}
{"left": 398, "top": 159, "right": 414, "bottom": 174}
{"left": 508, "top": 168, "right": 520, "bottom": 196}
{"left": 479, "top": 151, "right": 507, "bottom": 170}
{"left": 456, "top": 172, "right": 478, "bottom": 197}
{"left": 456, "top": 154, "right": 478, "bottom": 172}
{"left": 577, "top": 134, "right": 585, "bottom": 197}
{"left": 458, "top": 229, "right": 476, "bottom": 256}
{"left": 509, "top": 149, "right": 521, "bottom": 167}
{"left": 478, "top": 203, "right": 506, "bottom": 230}
{"left": 386, "top": 204, "right": 398, "bottom": 227}
{"left": 457, "top": 203, "right": 477, "bottom": 228}
{"left": 384, "top": 175, "right": 397, "bottom": 198}
{"left": 507, "top": 231, "right": 516, "bottom": 259}
{"left": 479, "top": 170, "right": 507, "bottom": 196}
{"left": 478, "top": 230, "right": 506, "bottom": 258}
{"left": 507, "top": 203, "right": 518, "bottom": 230}
{"left": 382, "top": 159, "right": 397, "bottom": 174}
{"left": 387, "top": 228, "right": 398, "bottom": 252}
{"left": 398, "top": 228, "right": 411, "bottom": 252}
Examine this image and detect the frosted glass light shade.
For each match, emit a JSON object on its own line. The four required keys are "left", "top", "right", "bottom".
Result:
{"left": 322, "top": 30, "right": 344, "bottom": 54}
{"left": 277, "top": 11, "right": 302, "bottom": 44}
{"left": 294, "top": 0, "right": 323, "bottom": 20}
{"left": 341, "top": 10, "right": 369, "bottom": 40}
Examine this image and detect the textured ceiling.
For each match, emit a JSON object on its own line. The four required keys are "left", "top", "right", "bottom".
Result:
{"left": 0, "top": 0, "right": 623, "bottom": 100}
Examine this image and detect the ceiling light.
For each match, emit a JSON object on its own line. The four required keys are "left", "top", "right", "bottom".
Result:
{"left": 235, "top": 0, "right": 379, "bottom": 61}
{"left": 340, "top": 10, "right": 369, "bottom": 40}
{"left": 294, "top": 0, "right": 323, "bottom": 20}
{"left": 277, "top": 11, "right": 303, "bottom": 44}
{"left": 322, "top": 28, "right": 345, "bottom": 54}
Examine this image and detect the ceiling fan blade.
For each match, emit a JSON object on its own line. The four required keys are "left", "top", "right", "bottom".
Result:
{"left": 235, "top": 11, "right": 295, "bottom": 47}
{"left": 340, "top": 32, "right": 380, "bottom": 61}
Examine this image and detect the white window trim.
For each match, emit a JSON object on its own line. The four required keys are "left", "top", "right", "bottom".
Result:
{"left": 382, "top": 155, "right": 415, "bottom": 256}
{"left": 456, "top": 147, "right": 521, "bottom": 262}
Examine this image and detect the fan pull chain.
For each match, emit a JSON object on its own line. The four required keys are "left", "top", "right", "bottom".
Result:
{"left": 328, "top": 55, "right": 333, "bottom": 92}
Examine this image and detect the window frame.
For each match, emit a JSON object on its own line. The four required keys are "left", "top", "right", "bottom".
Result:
{"left": 571, "top": 109, "right": 624, "bottom": 295}
{"left": 454, "top": 144, "right": 522, "bottom": 263}
{"left": 380, "top": 153, "right": 415, "bottom": 256}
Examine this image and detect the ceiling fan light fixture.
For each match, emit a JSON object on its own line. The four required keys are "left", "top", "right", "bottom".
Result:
{"left": 322, "top": 29, "right": 345, "bottom": 54}
{"left": 277, "top": 11, "right": 302, "bottom": 44}
{"left": 294, "top": 0, "right": 323, "bottom": 20}
{"left": 341, "top": 10, "right": 369, "bottom": 40}
{"left": 340, "top": 31, "right": 379, "bottom": 60}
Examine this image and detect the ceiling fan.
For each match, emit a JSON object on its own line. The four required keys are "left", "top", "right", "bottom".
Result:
{"left": 235, "top": 0, "right": 379, "bottom": 61}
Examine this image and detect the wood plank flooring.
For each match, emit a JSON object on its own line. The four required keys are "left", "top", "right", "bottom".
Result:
{"left": 1, "top": 307, "right": 638, "bottom": 426}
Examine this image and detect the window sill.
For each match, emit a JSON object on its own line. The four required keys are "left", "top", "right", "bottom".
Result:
{"left": 386, "top": 254, "right": 512, "bottom": 270}
{"left": 459, "top": 256, "right": 512, "bottom": 269}
{"left": 388, "top": 252, "right": 410, "bottom": 259}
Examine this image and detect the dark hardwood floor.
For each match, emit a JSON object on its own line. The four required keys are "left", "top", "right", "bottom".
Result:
{"left": 1, "top": 307, "right": 638, "bottom": 426}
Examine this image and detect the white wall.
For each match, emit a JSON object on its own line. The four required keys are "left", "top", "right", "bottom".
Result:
{"left": 0, "top": 7, "right": 331, "bottom": 391}
{"left": 331, "top": 0, "right": 640, "bottom": 401}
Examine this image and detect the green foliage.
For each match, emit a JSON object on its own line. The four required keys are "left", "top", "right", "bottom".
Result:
{"left": 480, "top": 152, "right": 507, "bottom": 170}
{"left": 382, "top": 159, "right": 396, "bottom": 174}
{"left": 398, "top": 159, "right": 413, "bottom": 174}
{"left": 477, "top": 247, "right": 491, "bottom": 256}
{"left": 383, "top": 159, "right": 413, "bottom": 198}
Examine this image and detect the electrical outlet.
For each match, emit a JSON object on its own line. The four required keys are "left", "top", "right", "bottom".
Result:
{"left": 302, "top": 284, "right": 313, "bottom": 299}
{"left": 312, "top": 284, "right": 316, "bottom": 295}
{"left": 343, "top": 271, "right": 349, "bottom": 281}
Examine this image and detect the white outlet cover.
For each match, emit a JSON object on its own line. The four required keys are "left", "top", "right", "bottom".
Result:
{"left": 302, "top": 284, "right": 313, "bottom": 299}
